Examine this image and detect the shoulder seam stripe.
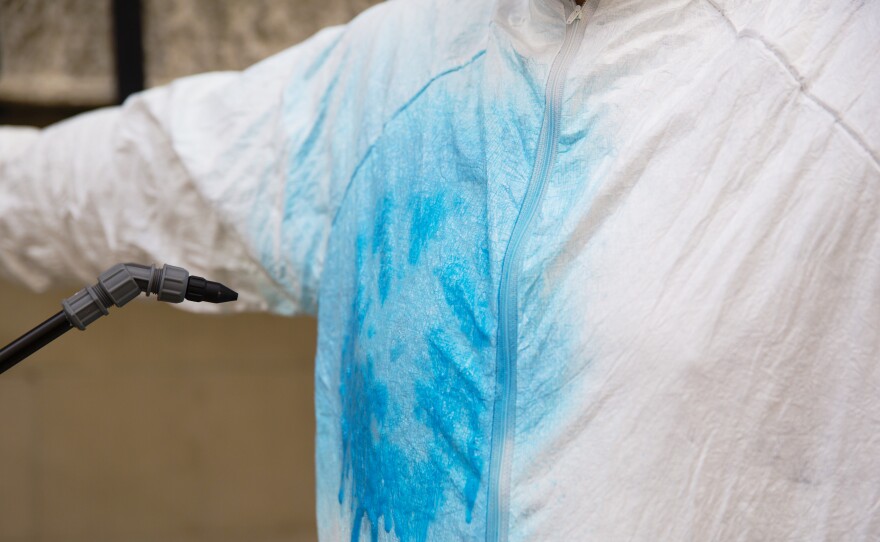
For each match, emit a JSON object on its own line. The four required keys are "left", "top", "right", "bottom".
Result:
{"left": 704, "top": 0, "right": 880, "bottom": 171}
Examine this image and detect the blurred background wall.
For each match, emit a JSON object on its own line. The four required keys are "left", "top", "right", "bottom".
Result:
{"left": 0, "top": 1, "right": 380, "bottom": 541}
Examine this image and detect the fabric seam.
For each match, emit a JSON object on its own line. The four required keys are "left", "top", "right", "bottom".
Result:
{"left": 703, "top": 0, "right": 880, "bottom": 170}
{"left": 328, "top": 48, "right": 488, "bottom": 231}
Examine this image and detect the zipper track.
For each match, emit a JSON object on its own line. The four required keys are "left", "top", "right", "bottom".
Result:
{"left": 486, "top": 2, "right": 594, "bottom": 541}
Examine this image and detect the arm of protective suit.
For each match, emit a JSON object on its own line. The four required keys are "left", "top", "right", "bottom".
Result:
{"left": 0, "top": 24, "right": 353, "bottom": 315}
{"left": 0, "top": 0, "right": 458, "bottom": 316}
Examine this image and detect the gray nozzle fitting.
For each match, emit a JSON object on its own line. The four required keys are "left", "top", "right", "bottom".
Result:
{"left": 156, "top": 264, "right": 188, "bottom": 303}
{"left": 61, "top": 263, "right": 190, "bottom": 330}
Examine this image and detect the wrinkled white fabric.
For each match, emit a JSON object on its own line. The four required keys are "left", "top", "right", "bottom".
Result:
{"left": 1, "top": 0, "right": 879, "bottom": 540}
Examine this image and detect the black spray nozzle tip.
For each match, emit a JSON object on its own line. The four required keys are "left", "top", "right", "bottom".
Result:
{"left": 185, "top": 276, "right": 239, "bottom": 304}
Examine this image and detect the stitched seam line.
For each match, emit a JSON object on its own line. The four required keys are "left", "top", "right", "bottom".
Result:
{"left": 329, "top": 48, "right": 488, "bottom": 230}
{"left": 704, "top": 0, "right": 880, "bottom": 170}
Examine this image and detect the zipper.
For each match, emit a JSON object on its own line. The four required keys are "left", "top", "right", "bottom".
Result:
{"left": 486, "top": 2, "right": 595, "bottom": 541}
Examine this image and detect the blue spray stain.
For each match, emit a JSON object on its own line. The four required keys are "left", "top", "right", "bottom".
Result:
{"left": 435, "top": 255, "right": 492, "bottom": 349}
{"left": 372, "top": 195, "right": 395, "bottom": 303}
{"left": 338, "top": 187, "right": 491, "bottom": 541}
{"left": 408, "top": 192, "right": 448, "bottom": 266}
{"left": 416, "top": 327, "right": 487, "bottom": 523}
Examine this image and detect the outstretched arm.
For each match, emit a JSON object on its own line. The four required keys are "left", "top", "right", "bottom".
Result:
{"left": 0, "top": 0, "right": 483, "bottom": 316}
{"left": 0, "top": 25, "right": 347, "bottom": 315}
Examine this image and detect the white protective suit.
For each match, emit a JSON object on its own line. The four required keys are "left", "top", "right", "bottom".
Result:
{"left": 1, "top": 0, "right": 879, "bottom": 540}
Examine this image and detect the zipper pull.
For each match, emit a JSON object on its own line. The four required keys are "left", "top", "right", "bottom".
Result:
{"left": 566, "top": 5, "right": 584, "bottom": 24}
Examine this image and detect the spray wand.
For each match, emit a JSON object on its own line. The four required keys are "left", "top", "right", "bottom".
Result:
{"left": 0, "top": 263, "right": 237, "bottom": 375}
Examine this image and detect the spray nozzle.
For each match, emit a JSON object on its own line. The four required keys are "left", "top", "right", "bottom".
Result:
{"left": 185, "top": 276, "right": 238, "bottom": 304}
{"left": 62, "top": 263, "right": 238, "bottom": 330}
{"left": 0, "top": 263, "right": 239, "bottom": 375}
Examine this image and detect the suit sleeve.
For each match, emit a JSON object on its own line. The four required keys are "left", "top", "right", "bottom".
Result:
{"left": 0, "top": 23, "right": 353, "bottom": 315}
{"left": 0, "top": 0, "right": 483, "bottom": 315}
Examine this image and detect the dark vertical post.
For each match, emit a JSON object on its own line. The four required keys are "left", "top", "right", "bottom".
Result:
{"left": 111, "top": 0, "right": 145, "bottom": 104}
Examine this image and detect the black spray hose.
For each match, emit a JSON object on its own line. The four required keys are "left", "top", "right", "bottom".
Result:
{"left": 0, "top": 263, "right": 238, "bottom": 375}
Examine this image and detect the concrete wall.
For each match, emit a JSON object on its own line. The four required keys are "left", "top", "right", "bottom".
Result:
{"left": 143, "top": 0, "right": 379, "bottom": 87}
{"left": 0, "top": 0, "right": 114, "bottom": 105}
{"left": 0, "top": 1, "right": 381, "bottom": 540}
{"left": 0, "top": 0, "right": 379, "bottom": 105}
{"left": 0, "top": 286, "right": 320, "bottom": 542}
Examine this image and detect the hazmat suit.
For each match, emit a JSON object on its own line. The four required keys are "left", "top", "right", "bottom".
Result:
{"left": 1, "top": 0, "right": 879, "bottom": 540}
